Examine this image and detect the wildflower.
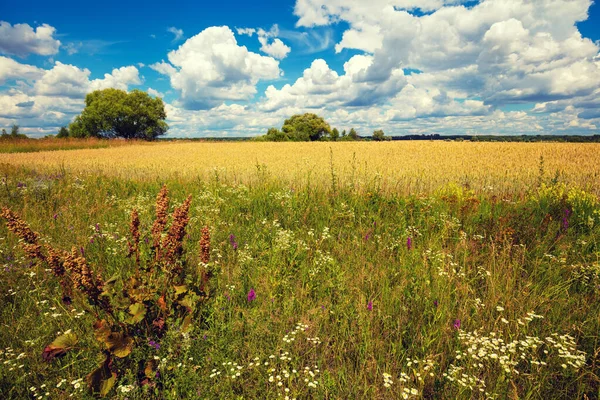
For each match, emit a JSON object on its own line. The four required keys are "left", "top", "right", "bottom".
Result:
{"left": 148, "top": 340, "right": 160, "bottom": 350}
{"left": 433, "top": 300, "right": 439, "bottom": 308}
{"left": 229, "top": 234, "right": 238, "bottom": 250}
{"left": 367, "top": 301, "right": 373, "bottom": 311}
{"left": 247, "top": 288, "right": 256, "bottom": 302}
{"left": 52, "top": 214, "right": 58, "bottom": 220}
{"left": 453, "top": 319, "right": 461, "bottom": 330}
{"left": 407, "top": 237, "right": 413, "bottom": 250}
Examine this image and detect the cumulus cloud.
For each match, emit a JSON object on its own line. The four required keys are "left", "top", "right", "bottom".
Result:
{"left": 167, "top": 27, "right": 184, "bottom": 42}
{"left": 0, "top": 56, "right": 44, "bottom": 84}
{"left": 0, "top": 57, "right": 143, "bottom": 136}
{"left": 261, "top": 56, "right": 407, "bottom": 110}
{"left": 256, "top": 25, "right": 291, "bottom": 59}
{"left": 151, "top": 26, "right": 281, "bottom": 110}
{"left": 33, "top": 62, "right": 141, "bottom": 98}
{"left": 0, "top": 21, "right": 61, "bottom": 57}
{"left": 147, "top": 87, "right": 164, "bottom": 98}
{"left": 289, "top": 0, "right": 600, "bottom": 122}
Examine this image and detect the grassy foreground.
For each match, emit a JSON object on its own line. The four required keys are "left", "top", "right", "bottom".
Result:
{"left": 0, "top": 143, "right": 599, "bottom": 399}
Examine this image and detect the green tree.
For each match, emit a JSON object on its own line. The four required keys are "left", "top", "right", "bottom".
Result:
{"left": 10, "top": 124, "right": 20, "bottom": 137}
{"left": 281, "top": 113, "right": 331, "bottom": 141}
{"left": 341, "top": 129, "right": 347, "bottom": 137}
{"left": 69, "top": 89, "right": 168, "bottom": 140}
{"left": 57, "top": 126, "right": 69, "bottom": 138}
{"left": 263, "top": 127, "right": 290, "bottom": 142}
{"left": 348, "top": 128, "right": 359, "bottom": 140}
{"left": 372, "top": 129, "right": 388, "bottom": 141}
{"left": 330, "top": 127, "right": 339, "bottom": 141}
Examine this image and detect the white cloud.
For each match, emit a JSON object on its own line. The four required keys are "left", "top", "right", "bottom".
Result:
{"left": 167, "top": 27, "right": 184, "bottom": 42}
{"left": 259, "top": 38, "right": 291, "bottom": 59}
{"left": 0, "top": 21, "right": 61, "bottom": 57}
{"left": 289, "top": 0, "right": 600, "bottom": 117}
{"left": 0, "top": 56, "right": 44, "bottom": 84}
{"left": 151, "top": 26, "right": 281, "bottom": 110}
{"left": 90, "top": 66, "right": 142, "bottom": 92}
{"left": 261, "top": 56, "right": 410, "bottom": 111}
{"left": 33, "top": 62, "right": 141, "bottom": 98}
{"left": 256, "top": 26, "right": 291, "bottom": 59}
{"left": 236, "top": 27, "right": 256, "bottom": 36}
{"left": 235, "top": 25, "right": 292, "bottom": 59}
{"left": 147, "top": 87, "right": 164, "bottom": 97}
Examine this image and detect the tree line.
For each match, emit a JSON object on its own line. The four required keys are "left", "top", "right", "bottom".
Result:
{"left": 255, "top": 113, "right": 389, "bottom": 142}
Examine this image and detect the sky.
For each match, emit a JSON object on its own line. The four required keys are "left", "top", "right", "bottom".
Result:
{"left": 1, "top": 0, "right": 599, "bottom": 138}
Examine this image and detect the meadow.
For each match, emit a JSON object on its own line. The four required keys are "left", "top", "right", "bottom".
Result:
{"left": 0, "top": 141, "right": 599, "bottom": 399}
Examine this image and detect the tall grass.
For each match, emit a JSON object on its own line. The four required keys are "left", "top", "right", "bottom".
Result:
{"left": 0, "top": 138, "right": 151, "bottom": 154}
{"left": 0, "top": 146, "right": 598, "bottom": 399}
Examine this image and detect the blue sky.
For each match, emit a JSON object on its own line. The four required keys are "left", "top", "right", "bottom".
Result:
{"left": 1, "top": 0, "right": 599, "bottom": 137}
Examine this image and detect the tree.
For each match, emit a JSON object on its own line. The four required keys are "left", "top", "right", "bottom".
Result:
{"left": 348, "top": 128, "right": 359, "bottom": 140}
{"left": 69, "top": 89, "right": 168, "bottom": 140}
{"left": 281, "top": 113, "right": 331, "bottom": 141}
{"left": 263, "top": 127, "right": 290, "bottom": 142}
{"left": 341, "top": 129, "right": 347, "bottom": 137}
{"left": 330, "top": 127, "right": 339, "bottom": 141}
{"left": 10, "top": 124, "right": 20, "bottom": 137}
{"left": 372, "top": 129, "right": 388, "bottom": 141}
{"left": 57, "top": 126, "right": 69, "bottom": 138}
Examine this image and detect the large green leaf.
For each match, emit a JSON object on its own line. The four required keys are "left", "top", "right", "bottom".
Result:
{"left": 126, "top": 302, "right": 146, "bottom": 324}
{"left": 42, "top": 332, "right": 78, "bottom": 361}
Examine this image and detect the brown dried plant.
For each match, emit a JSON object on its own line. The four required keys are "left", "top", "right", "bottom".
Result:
{"left": 127, "top": 209, "right": 140, "bottom": 264}
{"left": 199, "top": 226, "right": 211, "bottom": 292}
{"left": 151, "top": 185, "right": 169, "bottom": 252}
{"left": 161, "top": 195, "right": 192, "bottom": 269}
{"left": 199, "top": 226, "right": 210, "bottom": 265}
{"left": 0, "top": 206, "right": 44, "bottom": 259}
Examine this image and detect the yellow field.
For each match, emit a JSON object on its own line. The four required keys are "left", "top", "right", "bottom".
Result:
{"left": 1, "top": 141, "right": 599, "bottom": 194}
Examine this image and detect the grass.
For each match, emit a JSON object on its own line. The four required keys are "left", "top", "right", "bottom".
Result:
{"left": 0, "top": 142, "right": 599, "bottom": 399}
{"left": 0, "top": 138, "right": 152, "bottom": 154}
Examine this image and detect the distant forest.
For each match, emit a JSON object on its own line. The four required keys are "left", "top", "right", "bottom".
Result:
{"left": 160, "top": 134, "right": 600, "bottom": 143}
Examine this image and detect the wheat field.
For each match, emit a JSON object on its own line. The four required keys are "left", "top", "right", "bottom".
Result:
{"left": 1, "top": 141, "right": 599, "bottom": 194}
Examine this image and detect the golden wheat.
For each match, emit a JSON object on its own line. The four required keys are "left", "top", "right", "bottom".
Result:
{"left": 1, "top": 141, "right": 599, "bottom": 194}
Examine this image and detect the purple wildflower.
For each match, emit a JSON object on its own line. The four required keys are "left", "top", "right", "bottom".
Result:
{"left": 247, "top": 288, "right": 256, "bottom": 302}
{"left": 433, "top": 300, "right": 438, "bottom": 308}
{"left": 407, "top": 237, "right": 413, "bottom": 250}
{"left": 364, "top": 233, "right": 371, "bottom": 241}
{"left": 367, "top": 301, "right": 373, "bottom": 311}
{"left": 95, "top": 223, "right": 100, "bottom": 232}
{"left": 148, "top": 340, "right": 160, "bottom": 350}
{"left": 453, "top": 319, "right": 461, "bottom": 330}
{"left": 229, "top": 234, "right": 238, "bottom": 250}
{"left": 562, "top": 209, "right": 571, "bottom": 230}
{"left": 52, "top": 214, "right": 58, "bottom": 220}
